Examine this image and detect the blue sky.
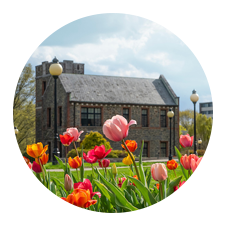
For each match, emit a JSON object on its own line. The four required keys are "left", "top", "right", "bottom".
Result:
{"left": 27, "top": 13, "right": 212, "bottom": 111}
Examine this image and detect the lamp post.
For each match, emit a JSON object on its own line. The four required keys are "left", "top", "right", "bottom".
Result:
{"left": 190, "top": 90, "right": 199, "bottom": 155}
{"left": 167, "top": 108, "right": 174, "bottom": 160}
{"left": 198, "top": 138, "right": 202, "bottom": 150}
{"left": 49, "top": 57, "right": 63, "bottom": 165}
{"left": 14, "top": 127, "right": 19, "bottom": 137}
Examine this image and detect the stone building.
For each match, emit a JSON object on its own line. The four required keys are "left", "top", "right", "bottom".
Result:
{"left": 35, "top": 60, "right": 179, "bottom": 160}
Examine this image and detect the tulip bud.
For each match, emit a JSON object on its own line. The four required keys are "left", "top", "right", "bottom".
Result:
{"left": 111, "top": 163, "right": 117, "bottom": 177}
{"left": 64, "top": 174, "right": 73, "bottom": 191}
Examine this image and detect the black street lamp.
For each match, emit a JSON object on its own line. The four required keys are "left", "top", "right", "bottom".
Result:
{"left": 198, "top": 138, "right": 202, "bottom": 150}
{"left": 167, "top": 108, "right": 174, "bottom": 160}
{"left": 190, "top": 90, "right": 199, "bottom": 155}
{"left": 49, "top": 57, "right": 63, "bottom": 165}
{"left": 14, "top": 127, "right": 19, "bottom": 137}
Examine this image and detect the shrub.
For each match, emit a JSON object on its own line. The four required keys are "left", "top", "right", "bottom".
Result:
{"left": 188, "top": 149, "right": 205, "bottom": 156}
{"left": 80, "top": 131, "right": 112, "bottom": 150}
{"left": 67, "top": 148, "right": 90, "bottom": 158}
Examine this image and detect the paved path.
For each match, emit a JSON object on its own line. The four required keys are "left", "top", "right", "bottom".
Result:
{"left": 46, "top": 158, "right": 178, "bottom": 172}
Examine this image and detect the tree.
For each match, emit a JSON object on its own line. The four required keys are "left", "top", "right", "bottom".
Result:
{"left": 13, "top": 64, "right": 36, "bottom": 154}
{"left": 179, "top": 110, "right": 197, "bottom": 130}
{"left": 188, "top": 114, "right": 212, "bottom": 150}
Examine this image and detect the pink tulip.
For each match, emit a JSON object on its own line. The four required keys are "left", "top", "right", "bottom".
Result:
{"left": 103, "top": 115, "right": 137, "bottom": 142}
{"left": 179, "top": 134, "right": 194, "bottom": 148}
{"left": 174, "top": 181, "right": 186, "bottom": 192}
{"left": 66, "top": 127, "right": 84, "bottom": 142}
{"left": 74, "top": 179, "right": 101, "bottom": 198}
{"left": 191, "top": 157, "right": 203, "bottom": 172}
{"left": 180, "top": 154, "right": 199, "bottom": 170}
{"left": 98, "top": 159, "right": 110, "bottom": 168}
{"left": 32, "top": 161, "right": 42, "bottom": 173}
{"left": 91, "top": 145, "right": 111, "bottom": 160}
{"left": 64, "top": 174, "right": 73, "bottom": 191}
{"left": 28, "top": 162, "right": 32, "bottom": 169}
{"left": 151, "top": 163, "right": 168, "bottom": 182}
{"left": 83, "top": 149, "right": 97, "bottom": 164}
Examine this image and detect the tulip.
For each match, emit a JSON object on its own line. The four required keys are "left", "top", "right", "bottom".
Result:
{"left": 64, "top": 174, "right": 73, "bottom": 191}
{"left": 98, "top": 159, "right": 110, "bottom": 168}
{"left": 111, "top": 163, "right": 117, "bottom": 177}
{"left": 103, "top": 115, "right": 137, "bottom": 142}
{"left": 28, "top": 162, "right": 32, "bottom": 169}
{"left": 179, "top": 134, "right": 194, "bottom": 148}
{"left": 121, "top": 140, "right": 137, "bottom": 152}
{"left": 68, "top": 156, "right": 82, "bottom": 169}
{"left": 174, "top": 181, "right": 186, "bottom": 192}
{"left": 83, "top": 149, "right": 97, "bottom": 164}
{"left": 156, "top": 183, "right": 160, "bottom": 190}
{"left": 32, "top": 161, "right": 42, "bottom": 173}
{"left": 23, "top": 156, "right": 30, "bottom": 165}
{"left": 122, "top": 153, "right": 135, "bottom": 166}
{"left": 191, "top": 157, "right": 203, "bottom": 172}
{"left": 118, "top": 177, "right": 126, "bottom": 188}
{"left": 60, "top": 132, "right": 74, "bottom": 146}
{"left": 167, "top": 159, "right": 178, "bottom": 170}
{"left": 74, "top": 179, "right": 101, "bottom": 198}
{"left": 26, "top": 142, "right": 48, "bottom": 159}
{"left": 35, "top": 153, "right": 49, "bottom": 166}
{"left": 91, "top": 145, "right": 111, "bottom": 160}
{"left": 66, "top": 128, "right": 83, "bottom": 142}
{"left": 180, "top": 154, "right": 199, "bottom": 170}
{"left": 151, "top": 163, "right": 168, "bottom": 182}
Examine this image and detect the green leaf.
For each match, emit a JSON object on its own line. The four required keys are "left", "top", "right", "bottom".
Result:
{"left": 128, "top": 176, "right": 157, "bottom": 206}
{"left": 166, "top": 176, "right": 182, "bottom": 197}
{"left": 174, "top": 146, "right": 188, "bottom": 180}
{"left": 80, "top": 146, "right": 84, "bottom": 182}
{"left": 50, "top": 182, "right": 56, "bottom": 194}
{"left": 54, "top": 155, "right": 66, "bottom": 171}
{"left": 51, "top": 177, "right": 67, "bottom": 197}
{"left": 146, "top": 171, "right": 152, "bottom": 188}
{"left": 121, "top": 178, "right": 129, "bottom": 191}
{"left": 96, "top": 169, "right": 138, "bottom": 211}
{"left": 139, "top": 140, "right": 147, "bottom": 187}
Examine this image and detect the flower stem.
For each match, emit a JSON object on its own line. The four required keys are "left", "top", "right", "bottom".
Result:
{"left": 76, "top": 168, "right": 80, "bottom": 181}
{"left": 91, "top": 164, "right": 96, "bottom": 179}
{"left": 129, "top": 165, "right": 134, "bottom": 176}
{"left": 73, "top": 141, "right": 79, "bottom": 156}
{"left": 188, "top": 169, "right": 191, "bottom": 178}
{"left": 173, "top": 169, "right": 177, "bottom": 178}
{"left": 38, "top": 157, "right": 46, "bottom": 187}
{"left": 122, "top": 139, "right": 140, "bottom": 181}
{"left": 159, "top": 181, "right": 163, "bottom": 201}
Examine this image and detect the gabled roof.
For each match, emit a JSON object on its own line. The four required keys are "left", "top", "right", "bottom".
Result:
{"left": 59, "top": 73, "right": 178, "bottom": 106}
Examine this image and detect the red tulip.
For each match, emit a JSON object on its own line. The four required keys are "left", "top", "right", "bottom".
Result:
{"left": 83, "top": 149, "right": 97, "bottom": 164}
{"left": 74, "top": 179, "right": 101, "bottom": 198}
{"left": 103, "top": 115, "right": 137, "bottom": 142}
{"left": 66, "top": 128, "right": 83, "bottom": 142}
{"left": 98, "top": 159, "right": 110, "bottom": 168}
{"left": 151, "top": 163, "right": 168, "bottom": 182}
{"left": 191, "top": 157, "right": 203, "bottom": 172}
{"left": 118, "top": 177, "right": 126, "bottom": 188}
{"left": 64, "top": 174, "right": 73, "bottom": 191}
{"left": 91, "top": 145, "right": 111, "bottom": 160}
{"left": 180, "top": 154, "right": 199, "bottom": 170}
{"left": 28, "top": 162, "right": 32, "bottom": 169}
{"left": 32, "top": 161, "right": 42, "bottom": 173}
{"left": 174, "top": 181, "right": 186, "bottom": 192}
{"left": 179, "top": 134, "right": 194, "bottom": 148}
{"left": 60, "top": 132, "right": 74, "bottom": 146}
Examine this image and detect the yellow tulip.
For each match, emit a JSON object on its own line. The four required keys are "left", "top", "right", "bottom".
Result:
{"left": 27, "top": 142, "right": 48, "bottom": 159}
{"left": 122, "top": 153, "right": 135, "bottom": 166}
{"left": 111, "top": 163, "right": 117, "bottom": 176}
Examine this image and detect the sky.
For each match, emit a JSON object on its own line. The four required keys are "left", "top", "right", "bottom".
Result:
{"left": 27, "top": 13, "right": 212, "bottom": 111}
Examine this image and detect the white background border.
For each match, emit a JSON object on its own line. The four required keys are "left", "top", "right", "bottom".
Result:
{"left": 1, "top": 0, "right": 225, "bottom": 225}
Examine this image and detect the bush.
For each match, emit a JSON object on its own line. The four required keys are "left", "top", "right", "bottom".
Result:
{"left": 80, "top": 131, "right": 112, "bottom": 150}
{"left": 188, "top": 149, "right": 205, "bottom": 156}
{"left": 67, "top": 148, "right": 90, "bottom": 158}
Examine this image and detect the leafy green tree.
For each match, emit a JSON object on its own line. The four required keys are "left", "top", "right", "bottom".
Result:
{"left": 13, "top": 64, "right": 36, "bottom": 154}
{"left": 188, "top": 113, "right": 212, "bottom": 150}
{"left": 179, "top": 110, "right": 197, "bottom": 130}
{"left": 80, "top": 131, "right": 112, "bottom": 150}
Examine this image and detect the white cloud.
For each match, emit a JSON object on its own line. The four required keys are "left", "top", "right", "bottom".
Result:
{"left": 144, "top": 52, "right": 172, "bottom": 66}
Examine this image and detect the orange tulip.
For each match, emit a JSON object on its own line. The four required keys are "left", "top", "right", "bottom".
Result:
{"left": 35, "top": 153, "right": 49, "bottom": 165}
{"left": 156, "top": 183, "right": 160, "bottom": 190}
{"left": 167, "top": 159, "right": 178, "bottom": 170}
{"left": 62, "top": 189, "right": 97, "bottom": 208}
{"left": 23, "top": 156, "right": 30, "bottom": 165}
{"left": 121, "top": 140, "right": 137, "bottom": 152}
{"left": 68, "top": 156, "right": 82, "bottom": 169}
{"left": 27, "top": 142, "right": 48, "bottom": 159}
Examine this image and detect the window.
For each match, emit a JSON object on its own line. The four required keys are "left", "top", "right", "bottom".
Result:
{"left": 142, "top": 109, "right": 148, "bottom": 127}
{"left": 142, "top": 142, "right": 149, "bottom": 157}
{"left": 123, "top": 108, "right": 130, "bottom": 121}
{"left": 42, "top": 81, "right": 46, "bottom": 95}
{"left": 77, "top": 64, "right": 79, "bottom": 70}
{"left": 208, "top": 103, "right": 212, "bottom": 107}
{"left": 160, "top": 110, "right": 166, "bottom": 127}
{"left": 58, "top": 107, "right": 62, "bottom": 126}
{"left": 208, "top": 110, "right": 213, "bottom": 114}
{"left": 81, "top": 107, "right": 101, "bottom": 126}
{"left": 160, "top": 142, "right": 167, "bottom": 157}
{"left": 47, "top": 108, "right": 51, "bottom": 127}
{"left": 58, "top": 141, "right": 62, "bottom": 158}
{"left": 47, "top": 142, "right": 51, "bottom": 161}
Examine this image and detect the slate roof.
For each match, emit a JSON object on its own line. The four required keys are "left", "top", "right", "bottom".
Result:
{"left": 59, "top": 73, "right": 178, "bottom": 106}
